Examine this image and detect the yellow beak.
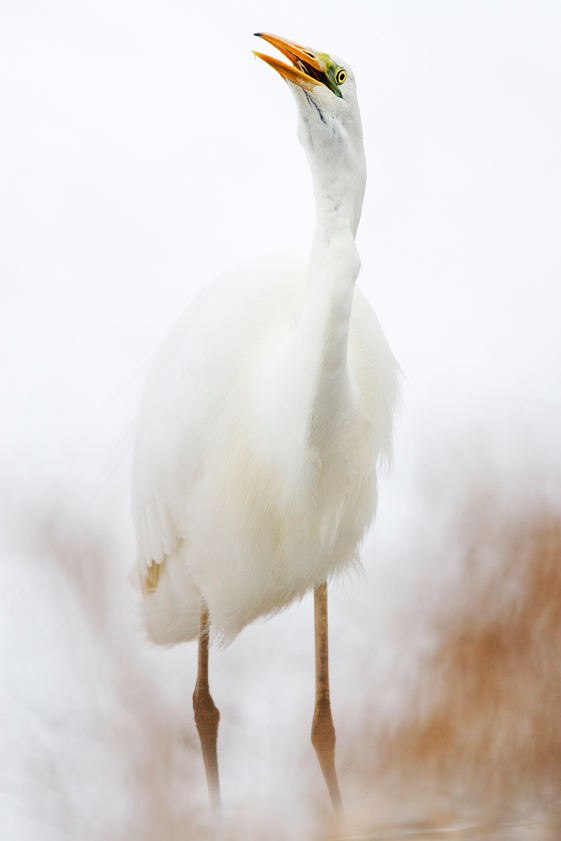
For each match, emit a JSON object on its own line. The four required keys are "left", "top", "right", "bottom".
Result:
{"left": 253, "top": 32, "right": 329, "bottom": 93}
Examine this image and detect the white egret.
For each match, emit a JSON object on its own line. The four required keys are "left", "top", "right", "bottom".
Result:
{"left": 131, "top": 33, "right": 399, "bottom": 816}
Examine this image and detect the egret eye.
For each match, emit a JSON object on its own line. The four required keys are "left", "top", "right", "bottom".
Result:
{"left": 336, "top": 68, "right": 347, "bottom": 85}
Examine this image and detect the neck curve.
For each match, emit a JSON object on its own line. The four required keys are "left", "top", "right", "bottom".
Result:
{"left": 257, "top": 101, "right": 367, "bottom": 460}
{"left": 297, "top": 93, "right": 367, "bottom": 239}
{"left": 288, "top": 126, "right": 366, "bottom": 447}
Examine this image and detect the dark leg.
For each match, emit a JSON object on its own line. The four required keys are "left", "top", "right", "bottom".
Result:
{"left": 311, "top": 583, "right": 344, "bottom": 819}
{"left": 192, "top": 604, "right": 221, "bottom": 811}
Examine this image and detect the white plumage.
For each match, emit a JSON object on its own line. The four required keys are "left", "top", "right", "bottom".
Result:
{"left": 131, "top": 35, "right": 399, "bottom": 647}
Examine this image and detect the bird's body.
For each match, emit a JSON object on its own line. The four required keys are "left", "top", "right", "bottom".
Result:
{"left": 132, "top": 252, "right": 397, "bottom": 644}
{"left": 131, "top": 33, "right": 399, "bottom": 815}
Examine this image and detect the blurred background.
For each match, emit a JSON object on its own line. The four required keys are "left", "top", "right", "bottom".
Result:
{"left": 1, "top": 1, "right": 560, "bottom": 839}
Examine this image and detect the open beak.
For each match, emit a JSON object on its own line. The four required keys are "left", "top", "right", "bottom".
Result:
{"left": 253, "top": 32, "right": 330, "bottom": 94}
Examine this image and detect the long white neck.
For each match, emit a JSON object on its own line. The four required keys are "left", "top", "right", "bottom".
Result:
{"left": 256, "top": 102, "right": 367, "bottom": 463}
{"left": 291, "top": 132, "right": 366, "bottom": 449}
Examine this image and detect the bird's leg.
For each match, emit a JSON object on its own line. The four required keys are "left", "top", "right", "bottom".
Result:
{"left": 311, "top": 583, "right": 344, "bottom": 819}
{"left": 192, "top": 603, "right": 221, "bottom": 811}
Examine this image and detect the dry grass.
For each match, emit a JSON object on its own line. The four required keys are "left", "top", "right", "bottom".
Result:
{"left": 3, "top": 498, "right": 207, "bottom": 840}
{"left": 4, "top": 466, "right": 561, "bottom": 840}
{"left": 342, "top": 486, "right": 561, "bottom": 833}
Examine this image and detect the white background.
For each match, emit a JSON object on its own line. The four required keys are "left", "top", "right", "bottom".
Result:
{"left": 1, "top": 2, "right": 560, "bottom": 838}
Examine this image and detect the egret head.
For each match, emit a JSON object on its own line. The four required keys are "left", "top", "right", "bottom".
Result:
{"left": 254, "top": 33, "right": 366, "bottom": 232}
